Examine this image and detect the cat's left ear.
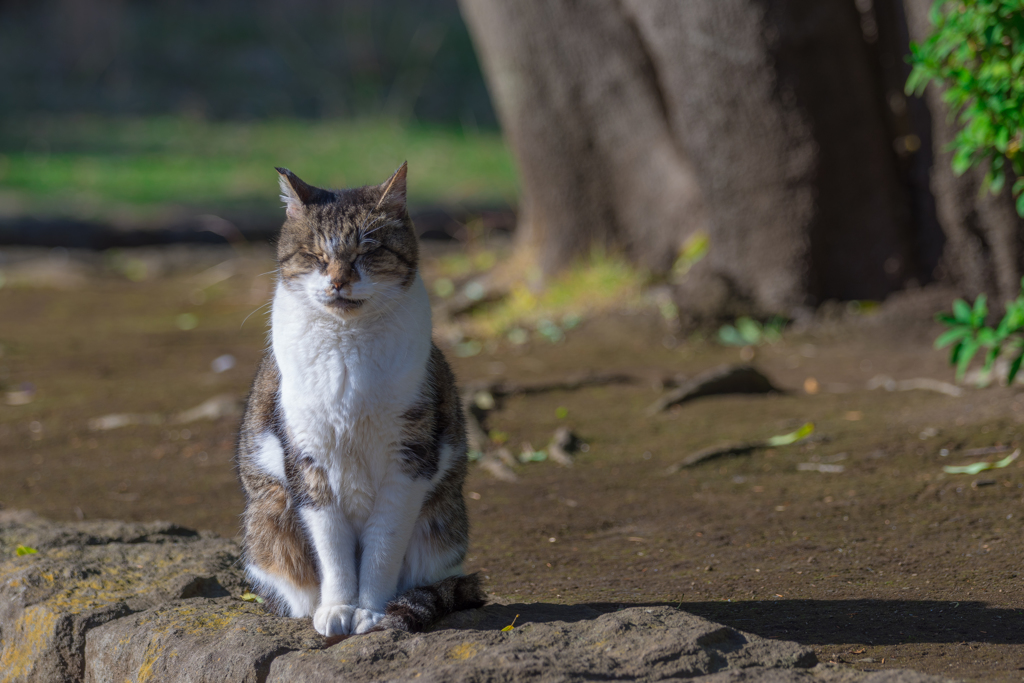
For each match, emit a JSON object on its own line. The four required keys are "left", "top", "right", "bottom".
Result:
{"left": 376, "top": 162, "right": 408, "bottom": 214}
{"left": 276, "top": 167, "right": 316, "bottom": 219}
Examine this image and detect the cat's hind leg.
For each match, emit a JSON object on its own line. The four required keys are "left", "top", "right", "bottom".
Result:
{"left": 240, "top": 476, "right": 320, "bottom": 617}
{"left": 379, "top": 476, "right": 479, "bottom": 633}
{"left": 397, "top": 466, "right": 471, "bottom": 594}
{"left": 246, "top": 560, "right": 319, "bottom": 618}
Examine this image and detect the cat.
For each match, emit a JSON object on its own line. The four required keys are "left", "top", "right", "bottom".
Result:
{"left": 235, "top": 163, "right": 484, "bottom": 636}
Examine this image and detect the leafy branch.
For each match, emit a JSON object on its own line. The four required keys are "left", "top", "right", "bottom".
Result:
{"left": 906, "top": 0, "right": 1024, "bottom": 216}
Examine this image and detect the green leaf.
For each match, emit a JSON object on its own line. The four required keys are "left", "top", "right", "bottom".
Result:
{"left": 952, "top": 147, "right": 973, "bottom": 175}
{"left": 766, "top": 423, "right": 815, "bottom": 447}
{"left": 950, "top": 340, "right": 964, "bottom": 366}
{"left": 990, "top": 168, "right": 1006, "bottom": 193}
{"left": 736, "top": 317, "right": 762, "bottom": 345}
{"left": 14, "top": 545, "right": 37, "bottom": 557}
{"left": 956, "top": 338, "right": 980, "bottom": 381}
{"left": 972, "top": 294, "right": 989, "bottom": 327}
{"left": 944, "top": 448, "right": 1020, "bottom": 474}
{"left": 1010, "top": 349, "right": 1024, "bottom": 383}
{"left": 996, "top": 126, "right": 1010, "bottom": 152}
{"left": 501, "top": 614, "right": 519, "bottom": 631}
{"left": 983, "top": 344, "right": 1000, "bottom": 371}
{"left": 952, "top": 299, "right": 972, "bottom": 323}
{"left": 943, "top": 461, "right": 995, "bottom": 475}
{"left": 935, "top": 326, "right": 971, "bottom": 349}
{"left": 239, "top": 592, "right": 265, "bottom": 604}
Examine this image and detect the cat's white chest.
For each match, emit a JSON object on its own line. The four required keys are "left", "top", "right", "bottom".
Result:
{"left": 271, "top": 277, "right": 432, "bottom": 519}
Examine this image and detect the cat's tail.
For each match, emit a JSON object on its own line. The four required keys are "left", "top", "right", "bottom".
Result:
{"left": 372, "top": 573, "right": 487, "bottom": 633}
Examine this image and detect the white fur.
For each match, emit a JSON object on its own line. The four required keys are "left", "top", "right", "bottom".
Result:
{"left": 272, "top": 271, "right": 454, "bottom": 635}
{"left": 253, "top": 432, "right": 286, "bottom": 481}
{"left": 279, "top": 175, "right": 302, "bottom": 219}
{"left": 246, "top": 562, "right": 318, "bottom": 618}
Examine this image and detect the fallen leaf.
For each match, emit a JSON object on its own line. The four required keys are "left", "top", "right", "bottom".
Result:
{"left": 671, "top": 422, "right": 815, "bottom": 470}
{"left": 767, "top": 423, "right": 815, "bottom": 447}
{"left": 239, "top": 592, "right": 265, "bottom": 604}
{"left": 943, "top": 448, "right": 1019, "bottom": 475}
{"left": 15, "top": 545, "right": 37, "bottom": 557}
{"left": 501, "top": 614, "right": 519, "bottom": 632}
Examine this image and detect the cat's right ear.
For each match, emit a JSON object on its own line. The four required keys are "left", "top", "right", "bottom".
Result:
{"left": 276, "top": 167, "right": 315, "bottom": 219}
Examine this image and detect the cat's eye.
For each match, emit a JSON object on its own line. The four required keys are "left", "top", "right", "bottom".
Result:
{"left": 302, "top": 251, "right": 328, "bottom": 265}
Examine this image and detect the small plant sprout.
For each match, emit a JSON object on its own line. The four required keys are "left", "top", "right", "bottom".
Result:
{"left": 935, "top": 278, "right": 1024, "bottom": 384}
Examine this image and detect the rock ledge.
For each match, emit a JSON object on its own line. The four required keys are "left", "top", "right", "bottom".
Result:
{"left": 0, "top": 512, "right": 952, "bottom": 682}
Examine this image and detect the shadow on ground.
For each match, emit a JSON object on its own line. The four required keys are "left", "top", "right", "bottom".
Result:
{"left": 576, "top": 600, "right": 1024, "bottom": 646}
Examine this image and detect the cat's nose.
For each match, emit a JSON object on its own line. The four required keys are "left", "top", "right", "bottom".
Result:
{"left": 326, "top": 263, "right": 359, "bottom": 292}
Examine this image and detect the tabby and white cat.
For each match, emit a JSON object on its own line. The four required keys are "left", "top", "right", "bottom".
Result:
{"left": 236, "top": 164, "right": 483, "bottom": 636}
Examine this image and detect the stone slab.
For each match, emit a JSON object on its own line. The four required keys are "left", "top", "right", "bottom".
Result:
{"left": 0, "top": 512, "right": 245, "bottom": 683}
{"left": 84, "top": 597, "right": 324, "bottom": 683}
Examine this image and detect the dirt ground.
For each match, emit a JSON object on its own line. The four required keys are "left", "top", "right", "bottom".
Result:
{"left": 1, "top": 243, "right": 1022, "bottom": 682}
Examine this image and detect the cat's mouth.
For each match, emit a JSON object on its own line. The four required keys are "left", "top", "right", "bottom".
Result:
{"left": 325, "top": 295, "right": 365, "bottom": 312}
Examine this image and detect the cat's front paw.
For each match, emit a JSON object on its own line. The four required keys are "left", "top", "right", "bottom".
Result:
{"left": 353, "top": 607, "right": 385, "bottom": 634}
{"left": 313, "top": 603, "right": 357, "bottom": 636}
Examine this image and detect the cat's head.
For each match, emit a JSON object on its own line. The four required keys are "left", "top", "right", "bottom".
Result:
{"left": 274, "top": 164, "right": 418, "bottom": 319}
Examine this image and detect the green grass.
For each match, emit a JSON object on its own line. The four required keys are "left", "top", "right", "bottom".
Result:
{"left": 0, "top": 116, "right": 518, "bottom": 221}
{"left": 462, "top": 250, "right": 648, "bottom": 341}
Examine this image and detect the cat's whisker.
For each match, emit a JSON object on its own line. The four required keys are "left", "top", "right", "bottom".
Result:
{"left": 357, "top": 212, "right": 386, "bottom": 235}
{"left": 240, "top": 300, "right": 273, "bottom": 329}
{"left": 358, "top": 216, "right": 390, "bottom": 244}
{"left": 361, "top": 219, "right": 391, "bottom": 237}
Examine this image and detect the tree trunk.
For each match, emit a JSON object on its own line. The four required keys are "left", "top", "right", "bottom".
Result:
{"left": 456, "top": 0, "right": 708, "bottom": 277}
{"left": 459, "top": 0, "right": 917, "bottom": 317}
{"left": 902, "top": 0, "right": 1024, "bottom": 304}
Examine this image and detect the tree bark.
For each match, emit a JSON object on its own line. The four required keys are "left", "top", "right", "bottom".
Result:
{"left": 902, "top": 0, "right": 1024, "bottom": 304}
{"left": 456, "top": 0, "right": 708, "bottom": 276}
{"left": 460, "top": 0, "right": 917, "bottom": 316}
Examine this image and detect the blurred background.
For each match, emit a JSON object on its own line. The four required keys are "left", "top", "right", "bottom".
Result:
{"left": 0, "top": 0, "right": 515, "bottom": 237}
{"left": 3, "top": 2, "right": 1024, "bottom": 674}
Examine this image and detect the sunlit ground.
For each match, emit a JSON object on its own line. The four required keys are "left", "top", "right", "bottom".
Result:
{"left": 2, "top": 242, "right": 1024, "bottom": 681}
